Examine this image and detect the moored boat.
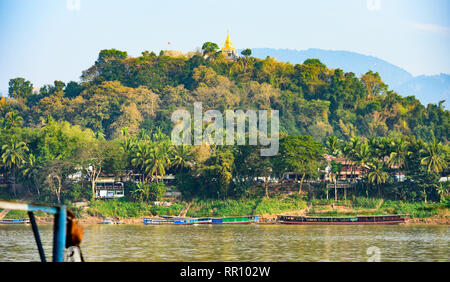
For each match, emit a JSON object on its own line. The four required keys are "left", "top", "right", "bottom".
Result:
{"left": 277, "top": 214, "right": 408, "bottom": 225}
{"left": 143, "top": 216, "right": 259, "bottom": 225}
{"left": 99, "top": 217, "right": 124, "bottom": 224}
{"left": 212, "top": 216, "right": 259, "bottom": 224}
{"left": 143, "top": 217, "right": 198, "bottom": 225}
{"left": 0, "top": 218, "right": 30, "bottom": 224}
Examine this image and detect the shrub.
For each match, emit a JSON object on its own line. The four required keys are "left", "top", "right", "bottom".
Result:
{"left": 352, "top": 197, "right": 384, "bottom": 209}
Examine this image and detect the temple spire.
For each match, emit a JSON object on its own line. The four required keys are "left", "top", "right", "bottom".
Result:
{"left": 221, "top": 30, "right": 238, "bottom": 60}
{"left": 224, "top": 30, "right": 232, "bottom": 50}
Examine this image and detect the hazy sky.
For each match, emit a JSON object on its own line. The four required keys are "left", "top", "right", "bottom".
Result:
{"left": 0, "top": 0, "right": 449, "bottom": 94}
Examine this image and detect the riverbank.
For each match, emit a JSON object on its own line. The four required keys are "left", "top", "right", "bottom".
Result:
{"left": 27, "top": 213, "right": 449, "bottom": 225}
{"left": 1, "top": 196, "right": 448, "bottom": 225}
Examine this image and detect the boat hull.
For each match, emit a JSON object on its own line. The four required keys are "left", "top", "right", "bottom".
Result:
{"left": 212, "top": 216, "right": 259, "bottom": 224}
{"left": 143, "top": 217, "right": 198, "bottom": 225}
{"left": 277, "top": 215, "right": 407, "bottom": 225}
{"left": 278, "top": 220, "right": 405, "bottom": 225}
{"left": 143, "top": 216, "right": 259, "bottom": 225}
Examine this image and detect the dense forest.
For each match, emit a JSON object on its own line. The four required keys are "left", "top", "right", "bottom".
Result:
{"left": 0, "top": 46, "right": 448, "bottom": 205}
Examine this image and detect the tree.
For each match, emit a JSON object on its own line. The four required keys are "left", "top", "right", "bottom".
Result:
{"left": 200, "top": 147, "right": 234, "bottom": 198}
{"left": 131, "top": 182, "right": 165, "bottom": 202}
{"left": 148, "top": 182, "right": 166, "bottom": 201}
{"left": 131, "top": 141, "right": 153, "bottom": 182}
{"left": 241, "top": 49, "right": 252, "bottom": 71}
{"left": 1, "top": 137, "right": 29, "bottom": 196}
{"left": 434, "top": 182, "right": 448, "bottom": 203}
{"left": 388, "top": 137, "right": 409, "bottom": 181}
{"left": 342, "top": 137, "right": 361, "bottom": 182}
{"left": 278, "top": 135, "right": 324, "bottom": 194}
{"left": 171, "top": 145, "right": 193, "bottom": 184}
{"left": 40, "top": 160, "right": 74, "bottom": 203}
{"left": 330, "top": 159, "right": 342, "bottom": 201}
{"left": 145, "top": 139, "right": 173, "bottom": 182}
{"left": 354, "top": 142, "right": 372, "bottom": 198}
{"left": 20, "top": 153, "right": 40, "bottom": 195}
{"left": 360, "top": 71, "right": 387, "bottom": 97}
{"left": 8, "top": 78, "right": 33, "bottom": 100}
{"left": 326, "top": 136, "right": 341, "bottom": 156}
{"left": 75, "top": 142, "right": 105, "bottom": 199}
{"left": 236, "top": 145, "right": 273, "bottom": 198}
{"left": 65, "top": 81, "right": 83, "bottom": 98}
{"left": 241, "top": 48, "right": 252, "bottom": 58}
{"left": 131, "top": 182, "right": 145, "bottom": 202}
{"left": 367, "top": 161, "right": 389, "bottom": 197}
{"left": 96, "top": 48, "right": 128, "bottom": 64}
{"left": 420, "top": 139, "right": 447, "bottom": 174}
{"left": 201, "top": 42, "right": 219, "bottom": 57}
{"left": 2, "top": 111, "right": 23, "bottom": 130}
{"left": 109, "top": 102, "right": 144, "bottom": 138}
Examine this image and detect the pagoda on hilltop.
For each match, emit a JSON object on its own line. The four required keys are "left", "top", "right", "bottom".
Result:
{"left": 221, "top": 31, "right": 238, "bottom": 60}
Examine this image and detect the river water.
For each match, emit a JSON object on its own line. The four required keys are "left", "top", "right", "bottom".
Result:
{"left": 0, "top": 224, "right": 448, "bottom": 262}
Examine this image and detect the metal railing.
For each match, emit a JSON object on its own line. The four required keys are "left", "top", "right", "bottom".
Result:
{"left": 0, "top": 200, "right": 66, "bottom": 262}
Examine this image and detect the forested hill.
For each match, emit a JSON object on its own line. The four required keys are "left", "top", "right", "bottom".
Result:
{"left": 1, "top": 48, "right": 449, "bottom": 143}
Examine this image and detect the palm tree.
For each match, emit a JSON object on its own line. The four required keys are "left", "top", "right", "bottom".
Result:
{"left": 326, "top": 136, "right": 341, "bottom": 156}
{"left": 388, "top": 137, "right": 410, "bottom": 182}
{"left": 94, "top": 131, "right": 105, "bottom": 140}
{"left": 1, "top": 137, "right": 29, "bottom": 196}
{"left": 378, "top": 137, "right": 393, "bottom": 165}
{"left": 343, "top": 137, "right": 361, "bottom": 182}
{"left": 419, "top": 139, "right": 447, "bottom": 204}
{"left": 131, "top": 142, "right": 153, "bottom": 182}
{"left": 434, "top": 183, "right": 448, "bottom": 203}
{"left": 145, "top": 148, "right": 166, "bottom": 182}
{"left": 420, "top": 139, "right": 447, "bottom": 174}
{"left": 367, "top": 161, "right": 389, "bottom": 198}
{"left": 2, "top": 111, "right": 23, "bottom": 130}
{"left": 330, "top": 160, "right": 342, "bottom": 202}
{"left": 134, "top": 138, "right": 173, "bottom": 183}
{"left": 132, "top": 182, "right": 147, "bottom": 202}
{"left": 354, "top": 142, "right": 372, "bottom": 198}
{"left": 172, "top": 145, "right": 193, "bottom": 183}
{"left": 20, "top": 153, "right": 40, "bottom": 195}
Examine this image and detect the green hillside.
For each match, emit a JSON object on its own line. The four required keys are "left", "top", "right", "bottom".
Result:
{"left": 2, "top": 48, "right": 448, "bottom": 142}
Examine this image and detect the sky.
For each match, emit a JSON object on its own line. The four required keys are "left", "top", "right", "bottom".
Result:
{"left": 0, "top": 0, "right": 449, "bottom": 95}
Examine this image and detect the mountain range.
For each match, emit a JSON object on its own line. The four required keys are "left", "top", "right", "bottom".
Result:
{"left": 247, "top": 48, "right": 449, "bottom": 108}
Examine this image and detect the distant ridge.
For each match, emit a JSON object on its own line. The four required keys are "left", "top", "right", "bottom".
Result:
{"left": 246, "top": 48, "right": 449, "bottom": 108}
{"left": 395, "top": 74, "right": 450, "bottom": 107}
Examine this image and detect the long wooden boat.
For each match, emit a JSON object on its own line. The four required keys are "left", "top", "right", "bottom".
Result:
{"left": 0, "top": 218, "right": 30, "bottom": 224}
{"left": 277, "top": 214, "right": 407, "bottom": 225}
{"left": 143, "top": 216, "right": 259, "bottom": 225}
{"left": 143, "top": 217, "right": 198, "bottom": 225}
{"left": 212, "top": 216, "right": 259, "bottom": 224}
{"left": 161, "top": 216, "right": 212, "bottom": 224}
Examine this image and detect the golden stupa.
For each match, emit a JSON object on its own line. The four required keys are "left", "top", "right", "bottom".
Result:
{"left": 221, "top": 31, "right": 238, "bottom": 60}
